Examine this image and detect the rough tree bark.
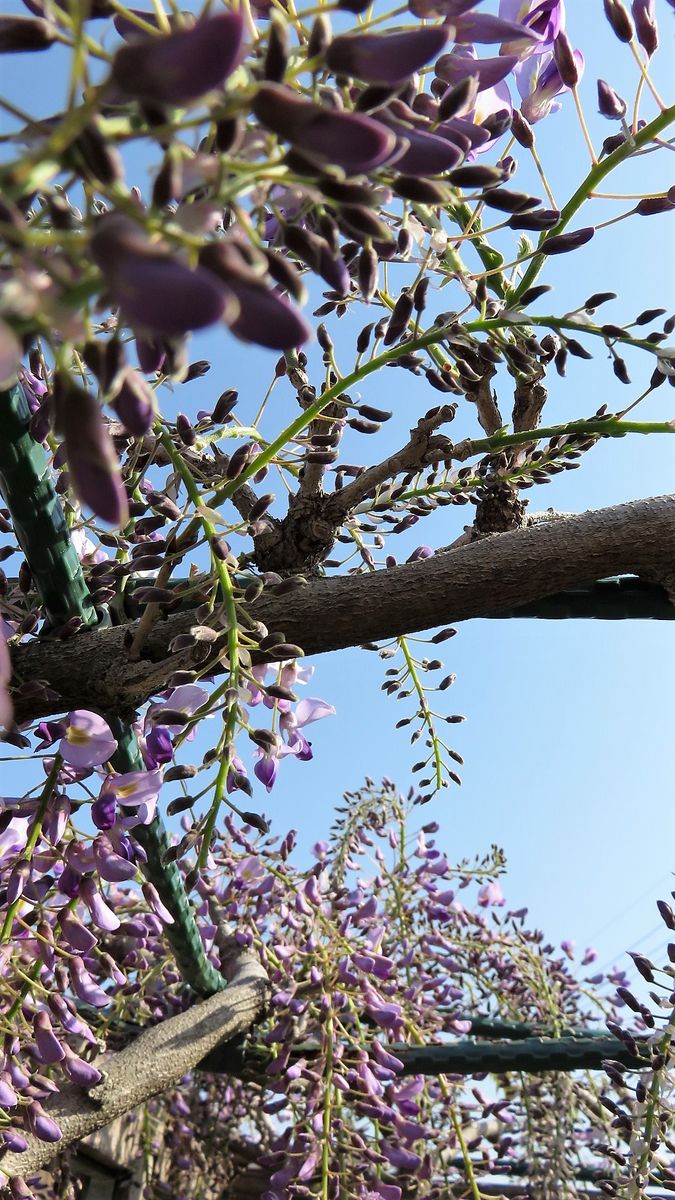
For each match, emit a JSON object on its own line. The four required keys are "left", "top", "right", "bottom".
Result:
{"left": 7, "top": 494, "right": 675, "bottom": 726}
{"left": 0, "top": 949, "right": 269, "bottom": 1179}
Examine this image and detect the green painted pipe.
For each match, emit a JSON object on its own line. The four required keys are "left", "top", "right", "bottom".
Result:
{"left": 200, "top": 1027, "right": 648, "bottom": 1076}
{"left": 0, "top": 385, "right": 98, "bottom": 628}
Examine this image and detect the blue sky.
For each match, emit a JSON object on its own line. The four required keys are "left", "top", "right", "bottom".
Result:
{"left": 0, "top": 1, "right": 674, "bottom": 988}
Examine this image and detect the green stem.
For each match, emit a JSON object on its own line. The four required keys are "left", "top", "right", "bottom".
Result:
{"left": 0, "top": 756, "right": 61, "bottom": 944}
{"left": 157, "top": 429, "right": 240, "bottom": 869}
{"left": 506, "top": 103, "right": 675, "bottom": 305}
{"left": 463, "top": 416, "right": 675, "bottom": 459}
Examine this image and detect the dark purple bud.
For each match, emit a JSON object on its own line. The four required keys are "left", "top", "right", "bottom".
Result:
{"left": 616, "top": 985, "right": 641, "bottom": 1011}
{"left": 355, "top": 83, "right": 403, "bottom": 114}
{"left": 110, "top": 367, "right": 156, "bottom": 436}
{"left": 436, "top": 49, "right": 517, "bottom": 92}
{"left": 212, "top": 388, "right": 238, "bottom": 422}
{"left": 437, "top": 75, "right": 479, "bottom": 122}
{"left": 176, "top": 412, "right": 195, "bottom": 446}
{"left": 382, "top": 118, "right": 464, "bottom": 174}
{"left": 112, "top": 12, "right": 244, "bottom": 106}
{"left": 199, "top": 243, "right": 311, "bottom": 349}
{"left": 585, "top": 291, "right": 617, "bottom": 308}
{"left": 393, "top": 176, "right": 450, "bottom": 204}
{"left": 240, "top": 811, "right": 270, "bottom": 834}
{"left": 657, "top": 899, "right": 675, "bottom": 929}
{"left": 7, "top": 859, "right": 30, "bottom": 904}
{"left": 613, "top": 356, "right": 630, "bottom": 384}
{"left": 136, "top": 335, "right": 166, "bottom": 374}
{"left": 33, "top": 1011, "right": 65, "bottom": 1064}
{"left": 540, "top": 226, "right": 595, "bottom": 255}
{"left": 426, "top": 368, "right": 456, "bottom": 393}
{"left": 308, "top": 13, "right": 331, "bottom": 58}
{"left": 448, "top": 163, "right": 505, "bottom": 188}
{"left": 356, "top": 249, "right": 377, "bottom": 307}
{"left": 92, "top": 214, "right": 232, "bottom": 337}
{"left": 284, "top": 224, "right": 322, "bottom": 272}
{"left": 214, "top": 114, "right": 243, "bottom": 153}
{"left": 253, "top": 83, "right": 397, "bottom": 173}
{"left": 511, "top": 109, "right": 534, "bottom": 149}
{"left": 597, "top": 79, "right": 627, "bottom": 119}
{"left": 553, "top": 32, "right": 581, "bottom": 88}
{"left": 635, "top": 195, "right": 675, "bottom": 216}
{"left": 25, "top": 1101, "right": 62, "bottom": 1143}
{"left": 263, "top": 249, "right": 306, "bottom": 303}
{"left": 152, "top": 152, "right": 183, "bottom": 207}
{"left": 520, "top": 284, "right": 552, "bottom": 305}
{"left": 632, "top": 0, "right": 657, "bottom": 56}
{"left": 60, "top": 376, "right": 128, "bottom": 526}
{"left": 508, "top": 208, "right": 561, "bottom": 230}
{"left": 325, "top": 26, "right": 449, "bottom": 85}
{"left": 62, "top": 1046, "right": 103, "bottom": 1087}
{"left": 603, "top": 0, "right": 633, "bottom": 41}
{"left": 628, "top": 950, "right": 654, "bottom": 981}
{"left": 71, "top": 121, "right": 124, "bottom": 185}
{"left": 337, "top": 204, "right": 393, "bottom": 245}
{"left": 0, "top": 15, "right": 56, "bottom": 51}
{"left": 91, "top": 792, "right": 117, "bottom": 830}
{"left": 264, "top": 13, "right": 289, "bottom": 82}
{"left": 480, "top": 189, "right": 542, "bottom": 213}
{"left": 384, "top": 291, "right": 414, "bottom": 345}
{"left": 58, "top": 911, "right": 98, "bottom": 952}
{"left": 3, "top": 1130, "right": 27, "bottom": 1151}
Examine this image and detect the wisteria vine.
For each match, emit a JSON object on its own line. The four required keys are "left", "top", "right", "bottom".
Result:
{"left": 0, "top": 0, "right": 673, "bottom": 1196}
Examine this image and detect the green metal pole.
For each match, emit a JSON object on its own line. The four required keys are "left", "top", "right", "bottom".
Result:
{"left": 0, "top": 384, "right": 225, "bottom": 997}
{"left": 200, "top": 1029, "right": 648, "bottom": 1076}
{"left": 0, "top": 384, "right": 97, "bottom": 628}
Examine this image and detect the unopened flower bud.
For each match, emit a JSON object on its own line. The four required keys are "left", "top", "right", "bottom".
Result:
{"left": 632, "top": 0, "right": 657, "bottom": 57}
{"left": 553, "top": 32, "right": 581, "bottom": 88}
{"left": 0, "top": 14, "right": 56, "bottom": 51}
{"left": 383, "top": 291, "right": 414, "bottom": 346}
{"left": 603, "top": 0, "right": 633, "bottom": 41}
{"left": 597, "top": 79, "right": 627, "bottom": 119}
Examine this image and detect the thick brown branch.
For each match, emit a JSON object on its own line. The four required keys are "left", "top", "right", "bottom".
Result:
{"left": 8, "top": 495, "right": 675, "bottom": 725}
{"left": 0, "top": 949, "right": 269, "bottom": 1181}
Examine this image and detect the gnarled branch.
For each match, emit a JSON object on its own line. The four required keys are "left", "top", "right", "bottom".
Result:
{"left": 7, "top": 494, "right": 675, "bottom": 726}
{"left": 0, "top": 948, "right": 269, "bottom": 1180}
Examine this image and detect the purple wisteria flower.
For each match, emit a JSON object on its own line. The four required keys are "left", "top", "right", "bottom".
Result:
{"left": 0, "top": 817, "right": 28, "bottom": 869}
{"left": 253, "top": 696, "right": 335, "bottom": 791}
{"left": 97, "top": 769, "right": 162, "bottom": 827}
{"left": 18, "top": 364, "right": 47, "bottom": 412}
{"left": 477, "top": 880, "right": 505, "bottom": 906}
{"left": 515, "top": 42, "right": 584, "bottom": 121}
{"left": 59, "top": 710, "right": 118, "bottom": 769}
{"left": 150, "top": 684, "right": 209, "bottom": 732}
{"left": 499, "top": 0, "right": 565, "bottom": 56}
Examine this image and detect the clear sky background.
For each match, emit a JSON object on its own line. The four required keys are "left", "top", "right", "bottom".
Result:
{"left": 1, "top": 2, "right": 674, "bottom": 990}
